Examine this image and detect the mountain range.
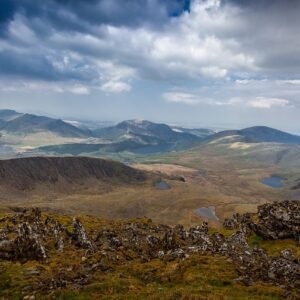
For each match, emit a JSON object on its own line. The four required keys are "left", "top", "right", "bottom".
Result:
{"left": 1, "top": 109, "right": 300, "bottom": 159}
{"left": 0, "top": 110, "right": 212, "bottom": 156}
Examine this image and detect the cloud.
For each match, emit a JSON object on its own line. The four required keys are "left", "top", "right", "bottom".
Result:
{"left": 100, "top": 80, "right": 131, "bottom": 94}
{"left": 246, "top": 97, "right": 290, "bottom": 109}
{"left": 162, "top": 88, "right": 293, "bottom": 110}
{"left": 0, "top": 0, "right": 300, "bottom": 116}
{"left": 0, "top": 80, "right": 91, "bottom": 95}
{"left": 163, "top": 92, "right": 200, "bottom": 104}
{"left": 0, "top": 0, "right": 256, "bottom": 89}
{"left": 68, "top": 86, "right": 90, "bottom": 95}
{"left": 216, "top": 96, "right": 291, "bottom": 109}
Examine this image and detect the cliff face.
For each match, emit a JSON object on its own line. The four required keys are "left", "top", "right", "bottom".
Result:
{"left": 0, "top": 157, "right": 147, "bottom": 190}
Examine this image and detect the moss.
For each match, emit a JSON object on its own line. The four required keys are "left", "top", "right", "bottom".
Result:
{"left": 248, "top": 234, "right": 264, "bottom": 247}
{"left": 259, "top": 239, "right": 300, "bottom": 258}
{"left": 0, "top": 212, "right": 295, "bottom": 299}
{"left": 208, "top": 279, "right": 232, "bottom": 287}
{"left": 0, "top": 269, "right": 12, "bottom": 292}
{"left": 209, "top": 228, "right": 236, "bottom": 237}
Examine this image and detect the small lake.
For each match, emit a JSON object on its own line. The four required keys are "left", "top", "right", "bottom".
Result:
{"left": 195, "top": 206, "right": 219, "bottom": 221}
{"left": 155, "top": 181, "right": 171, "bottom": 190}
{"left": 260, "top": 176, "right": 284, "bottom": 188}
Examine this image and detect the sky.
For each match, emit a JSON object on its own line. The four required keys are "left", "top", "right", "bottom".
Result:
{"left": 0, "top": 0, "right": 300, "bottom": 132}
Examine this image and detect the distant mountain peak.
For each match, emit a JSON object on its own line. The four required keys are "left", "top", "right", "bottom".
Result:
{"left": 206, "top": 126, "right": 300, "bottom": 145}
{"left": 0, "top": 109, "right": 23, "bottom": 122}
{"left": 0, "top": 110, "right": 91, "bottom": 138}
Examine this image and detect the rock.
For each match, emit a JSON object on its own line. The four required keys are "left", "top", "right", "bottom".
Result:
{"left": 56, "top": 237, "right": 64, "bottom": 252}
{"left": 253, "top": 201, "right": 300, "bottom": 242}
{"left": 71, "top": 218, "right": 95, "bottom": 250}
{"left": 223, "top": 214, "right": 240, "bottom": 230}
{"left": 23, "top": 268, "right": 41, "bottom": 276}
{"left": 280, "top": 249, "right": 296, "bottom": 262}
{"left": 0, "top": 201, "right": 300, "bottom": 292}
{"left": 268, "top": 257, "right": 300, "bottom": 286}
{"left": 23, "top": 295, "right": 35, "bottom": 300}
{"left": 0, "top": 240, "right": 14, "bottom": 259}
{"left": 15, "top": 223, "right": 47, "bottom": 260}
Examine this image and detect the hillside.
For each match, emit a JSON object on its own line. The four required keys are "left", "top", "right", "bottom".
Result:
{"left": 94, "top": 119, "right": 201, "bottom": 145}
{"left": 0, "top": 109, "right": 22, "bottom": 121}
{"left": 0, "top": 156, "right": 147, "bottom": 191}
{"left": 0, "top": 201, "right": 299, "bottom": 299}
{"left": 0, "top": 112, "right": 214, "bottom": 158}
{"left": 0, "top": 113, "right": 91, "bottom": 138}
{"left": 36, "top": 120, "right": 204, "bottom": 157}
{"left": 206, "top": 126, "right": 300, "bottom": 145}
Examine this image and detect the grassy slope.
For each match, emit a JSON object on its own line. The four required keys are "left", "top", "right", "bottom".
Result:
{"left": 0, "top": 211, "right": 294, "bottom": 300}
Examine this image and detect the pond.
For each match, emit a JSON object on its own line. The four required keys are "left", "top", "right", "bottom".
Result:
{"left": 154, "top": 181, "right": 171, "bottom": 190}
{"left": 260, "top": 176, "right": 284, "bottom": 188}
{"left": 195, "top": 206, "right": 219, "bottom": 221}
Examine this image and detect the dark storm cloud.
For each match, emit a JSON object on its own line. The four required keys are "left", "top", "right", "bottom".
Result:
{"left": 0, "top": 47, "right": 99, "bottom": 82}
{"left": 0, "top": 0, "right": 191, "bottom": 83}
{"left": 0, "top": 49, "right": 57, "bottom": 80}
{"left": 0, "top": 0, "right": 300, "bottom": 86}
{"left": 0, "top": 0, "right": 191, "bottom": 33}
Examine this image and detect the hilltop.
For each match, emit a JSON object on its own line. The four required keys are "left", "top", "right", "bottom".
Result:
{"left": 0, "top": 200, "right": 299, "bottom": 299}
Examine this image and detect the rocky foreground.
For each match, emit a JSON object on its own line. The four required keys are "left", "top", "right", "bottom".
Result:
{"left": 0, "top": 201, "right": 300, "bottom": 299}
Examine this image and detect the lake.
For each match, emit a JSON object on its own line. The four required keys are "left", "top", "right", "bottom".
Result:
{"left": 155, "top": 181, "right": 171, "bottom": 190}
{"left": 260, "top": 176, "right": 284, "bottom": 188}
{"left": 195, "top": 206, "right": 219, "bottom": 221}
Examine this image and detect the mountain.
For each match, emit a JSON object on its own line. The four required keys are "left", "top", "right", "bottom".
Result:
{"left": 0, "top": 113, "right": 92, "bottom": 138}
{"left": 37, "top": 120, "right": 204, "bottom": 157}
{"left": 0, "top": 156, "right": 147, "bottom": 190}
{"left": 170, "top": 126, "right": 215, "bottom": 138}
{"left": 38, "top": 140, "right": 146, "bottom": 156}
{"left": 94, "top": 119, "right": 201, "bottom": 147}
{"left": 205, "top": 126, "right": 300, "bottom": 145}
{"left": 0, "top": 109, "right": 23, "bottom": 122}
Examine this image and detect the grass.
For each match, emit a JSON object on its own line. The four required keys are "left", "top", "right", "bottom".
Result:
{"left": 48, "top": 255, "right": 284, "bottom": 300}
{"left": 248, "top": 234, "right": 264, "bottom": 247}
{"left": 248, "top": 234, "right": 300, "bottom": 258}
{"left": 0, "top": 211, "right": 295, "bottom": 299}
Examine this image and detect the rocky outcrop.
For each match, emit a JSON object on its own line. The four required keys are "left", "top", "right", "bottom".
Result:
{"left": 0, "top": 203, "right": 300, "bottom": 294}
{"left": 224, "top": 200, "right": 300, "bottom": 243}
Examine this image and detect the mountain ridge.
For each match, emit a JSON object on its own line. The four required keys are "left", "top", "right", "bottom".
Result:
{"left": 0, "top": 156, "right": 147, "bottom": 190}
{"left": 0, "top": 111, "right": 92, "bottom": 138}
{"left": 204, "top": 125, "right": 300, "bottom": 145}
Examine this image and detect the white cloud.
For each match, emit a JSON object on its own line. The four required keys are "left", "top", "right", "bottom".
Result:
{"left": 100, "top": 80, "right": 131, "bottom": 93}
{"left": 68, "top": 86, "right": 90, "bottom": 95}
{"left": 201, "top": 66, "right": 228, "bottom": 78}
{"left": 247, "top": 97, "right": 290, "bottom": 109}
{"left": 0, "top": 81, "right": 90, "bottom": 95}
{"left": 8, "top": 14, "right": 37, "bottom": 44}
{"left": 162, "top": 92, "right": 200, "bottom": 105}
{"left": 1, "top": 0, "right": 300, "bottom": 119}
{"left": 41, "top": 0, "right": 255, "bottom": 83}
